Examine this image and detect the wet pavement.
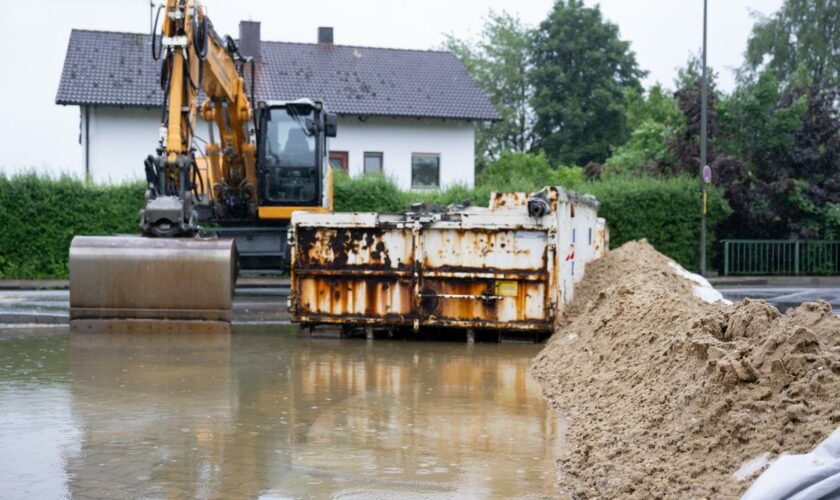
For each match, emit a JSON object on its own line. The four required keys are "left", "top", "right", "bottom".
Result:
{"left": 0, "top": 288, "right": 290, "bottom": 327}
{"left": 0, "top": 324, "right": 563, "bottom": 498}
{"left": 718, "top": 286, "right": 840, "bottom": 313}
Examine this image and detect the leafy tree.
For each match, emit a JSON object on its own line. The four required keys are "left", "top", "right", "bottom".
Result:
{"left": 444, "top": 11, "right": 534, "bottom": 166}
{"left": 743, "top": 0, "right": 840, "bottom": 89}
{"left": 624, "top": 84, "right": 682, "bottom": 132}
{"left": 718, "top": 76, "right": 840, "bottom": 239}
{"left": 604, "top": 121, "right": 673, "bottom": 176}
{"left": 531, "top": 0, "right": 645, "bottom": 166}
{"left": 674, "top": 53, "right": 716, "bottom": 92}
{"left": 654, "top": 58, "right": 725, "bottom": 179}
{"left": 605, "top": 85, "right": 682, "bottom": 175}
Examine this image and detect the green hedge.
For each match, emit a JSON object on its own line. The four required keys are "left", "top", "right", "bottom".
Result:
{"left": 0, "top": 174, "right": 144, "bottom": 279}
{"left": 0, "top": 172, "right": 727, "bottom": 278}
{"left": 584, "top": 176, "right": 731, "bottom": 271}
{"left": 333, "top": 170, "right": 496, "bottom": 211}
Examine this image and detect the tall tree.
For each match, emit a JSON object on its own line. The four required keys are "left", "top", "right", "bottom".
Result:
{"left": 603, "top": 84, "right": 682, "bottom": 176}
{"left": 652, "top": 55, "right": 734, "bottom": 180}
{"left": 444, "top": 11, "right": 534, "bottom": 166}
{"left": 718, "top": 75, "right": 840, "bottom": 239}
{"left": 530, "top": 0, "right": 645, "bottom": 166}
{"left": 743, "top": 0, "right": 840, "bottom": 89}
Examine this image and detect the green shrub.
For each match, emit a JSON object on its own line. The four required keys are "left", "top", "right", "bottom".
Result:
{"left": 0, "top": 173, "right": 145, "bottom": 279}
{"left": 582, "top": 175, "right": 731, "bottom": 271}
{"left": 478, "top": 151, "right": 584, "bottom": 191}
{"left": 333, "top": 171, "right": 493, "bottom": 211}
{"left": 402, "top": 183, "right": 495, "bottom": 208}
{"left": 332, "top": 170, "right": 405, "bottom": 212}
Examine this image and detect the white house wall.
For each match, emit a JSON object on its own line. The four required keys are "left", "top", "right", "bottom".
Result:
{"left": 85, "top": 106, "right": 161, "bottom": 183}
{"left": 81, "top": 108, "right": 476, "bottom": 189}
{"left": 329, "top": 116, "right": 476, "bottom": 190}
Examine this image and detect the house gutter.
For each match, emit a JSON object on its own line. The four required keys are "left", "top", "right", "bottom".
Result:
{"left": 83, "top": 106, "right": 90, "bottom": 181}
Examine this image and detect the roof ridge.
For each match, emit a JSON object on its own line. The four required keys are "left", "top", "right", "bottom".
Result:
{"left": 262, "top": 39, "right": 451, "bottom": 55}
{"left": 71, "top": 28, "right": 149, "bottom": 36}
{"left": 69, "top": 28, "right": 451, "bottom": 55}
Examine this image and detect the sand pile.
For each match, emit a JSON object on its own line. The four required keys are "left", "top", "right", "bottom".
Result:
{"left": 531, "top": 239, "right": 840, "bottom": 498}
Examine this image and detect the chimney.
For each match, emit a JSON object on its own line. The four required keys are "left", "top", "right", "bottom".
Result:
{"left": 318, "top": 27, "right": 334, "bottom": 45}
{"left": 239, "top": 20, "right": 261, "bottom": 61}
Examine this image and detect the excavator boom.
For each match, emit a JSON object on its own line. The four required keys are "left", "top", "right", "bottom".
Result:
{"left": 142, "top": 0, "right": 257, "bottom": 236}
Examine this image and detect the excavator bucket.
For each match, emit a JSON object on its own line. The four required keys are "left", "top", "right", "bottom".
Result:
{"left": 68, "top": 236, "right": 237, "bottom": 334}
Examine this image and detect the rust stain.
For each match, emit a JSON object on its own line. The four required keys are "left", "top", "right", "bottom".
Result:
{"left": 490, "top": 192, "right": 528, "bottom": 210}
{"left": 296, "top": 227, "right": 411, "bottom": 270}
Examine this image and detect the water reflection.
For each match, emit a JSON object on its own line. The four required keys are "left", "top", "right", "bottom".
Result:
{"left": 0, "top": 332, "right": 77, "bottom": 499}
{"left": 67, "top": 331, "right": 236, "bottom": 500}
{"left": 0, "top": 328, "right": 563, "bottom": 498}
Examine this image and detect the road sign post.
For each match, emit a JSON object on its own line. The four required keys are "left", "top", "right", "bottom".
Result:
{"left": 699, "top": 0, "right": 708, "bottom": 276}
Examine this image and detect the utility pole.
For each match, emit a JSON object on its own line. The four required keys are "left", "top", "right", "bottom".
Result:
{"left": 699, "top": 0, "right": 708, "bottom": 276}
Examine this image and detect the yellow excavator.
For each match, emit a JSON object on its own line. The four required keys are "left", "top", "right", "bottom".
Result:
{"left": 69, "top": 0, "right": 336, "bottom": 332}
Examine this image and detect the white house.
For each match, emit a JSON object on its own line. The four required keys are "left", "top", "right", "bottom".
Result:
{"left": 56, "top": 23, "right": 499, "bottom": 189}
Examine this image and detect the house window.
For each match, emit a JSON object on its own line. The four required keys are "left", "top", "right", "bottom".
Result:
{"left": 364, "top": 152, "right": 383, "bottom": 174}
{"left": 329, "top": 151, "right": 348, "bottom": 172}
{"left": 411, "top": 153, "right": 440, "bottom": 189}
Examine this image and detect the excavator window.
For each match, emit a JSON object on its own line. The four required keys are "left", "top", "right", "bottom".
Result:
{"left": 260, "top": 107, "right": 320, "bottom": 205}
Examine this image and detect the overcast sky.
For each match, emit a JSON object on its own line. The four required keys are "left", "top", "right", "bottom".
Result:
{"left": 0, "top": 0, "right": 783, "bottom": 176}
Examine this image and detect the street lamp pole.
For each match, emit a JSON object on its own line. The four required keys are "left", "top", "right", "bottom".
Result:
{"left": 699, "top": 0, "right": 708, "bottom": 276}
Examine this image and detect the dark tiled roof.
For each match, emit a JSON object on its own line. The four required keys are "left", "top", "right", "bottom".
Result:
{"left": 56, "top": 29, "right": 500, "bottom": 121}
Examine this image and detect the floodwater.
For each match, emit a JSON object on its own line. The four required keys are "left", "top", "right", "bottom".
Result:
{"left": 0, "top": 327, "right": 563, "bottom": 499}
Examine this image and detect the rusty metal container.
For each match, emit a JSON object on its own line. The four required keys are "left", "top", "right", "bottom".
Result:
{"left": 289, "top": 187, "right": 606, "bottom": 335}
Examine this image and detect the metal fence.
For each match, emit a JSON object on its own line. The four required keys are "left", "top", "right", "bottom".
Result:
{"left": 722, "top": 240, "right": 840, "bottom": 275}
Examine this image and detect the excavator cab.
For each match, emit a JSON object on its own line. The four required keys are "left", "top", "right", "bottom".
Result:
{"left": 257, "top": 99, "right": 336, "bottom": 211}
{"left": 202, "top": 99, "right": 337, "bottom": 272}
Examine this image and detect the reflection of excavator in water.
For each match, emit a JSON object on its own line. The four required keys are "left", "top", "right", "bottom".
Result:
{"left": 69, "top": 0, "right": 336, "bottom": 331}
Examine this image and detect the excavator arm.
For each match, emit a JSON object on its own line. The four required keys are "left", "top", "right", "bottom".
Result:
{"left": 68, "top": 1, "right": 338, "bottom": 332}
{"left": 142, "top": 0, "right": 257, "bottom": 236}
{"left": 68, "top": 0, "right": 255, "bottom": 332}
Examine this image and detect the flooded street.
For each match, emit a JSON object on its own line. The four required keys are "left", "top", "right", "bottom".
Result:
{"left": 0, "top": 326, "right": 563, "bottom": 499}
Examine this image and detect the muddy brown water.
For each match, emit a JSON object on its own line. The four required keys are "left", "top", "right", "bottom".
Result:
{"left": 0, "top": 326, "right": 564, "bottom": 499}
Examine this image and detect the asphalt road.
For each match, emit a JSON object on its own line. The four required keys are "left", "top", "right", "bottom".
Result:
{"left": 0, "top": 287, "right": 290, "bottom": 327}
{"left": 718, "top": 286, "right": 840, "bottom": 312}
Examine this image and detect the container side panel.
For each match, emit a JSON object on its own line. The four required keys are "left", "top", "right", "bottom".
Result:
{"left": 422, "top": 229, "right": 548, "bottom": 271}
{"left": 295, "top": 227, "right": 414, "bottom": 270}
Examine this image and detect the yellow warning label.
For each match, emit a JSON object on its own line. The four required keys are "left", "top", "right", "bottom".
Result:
{"left": 495, "top": 280, "right": 518, "bottom": 297}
